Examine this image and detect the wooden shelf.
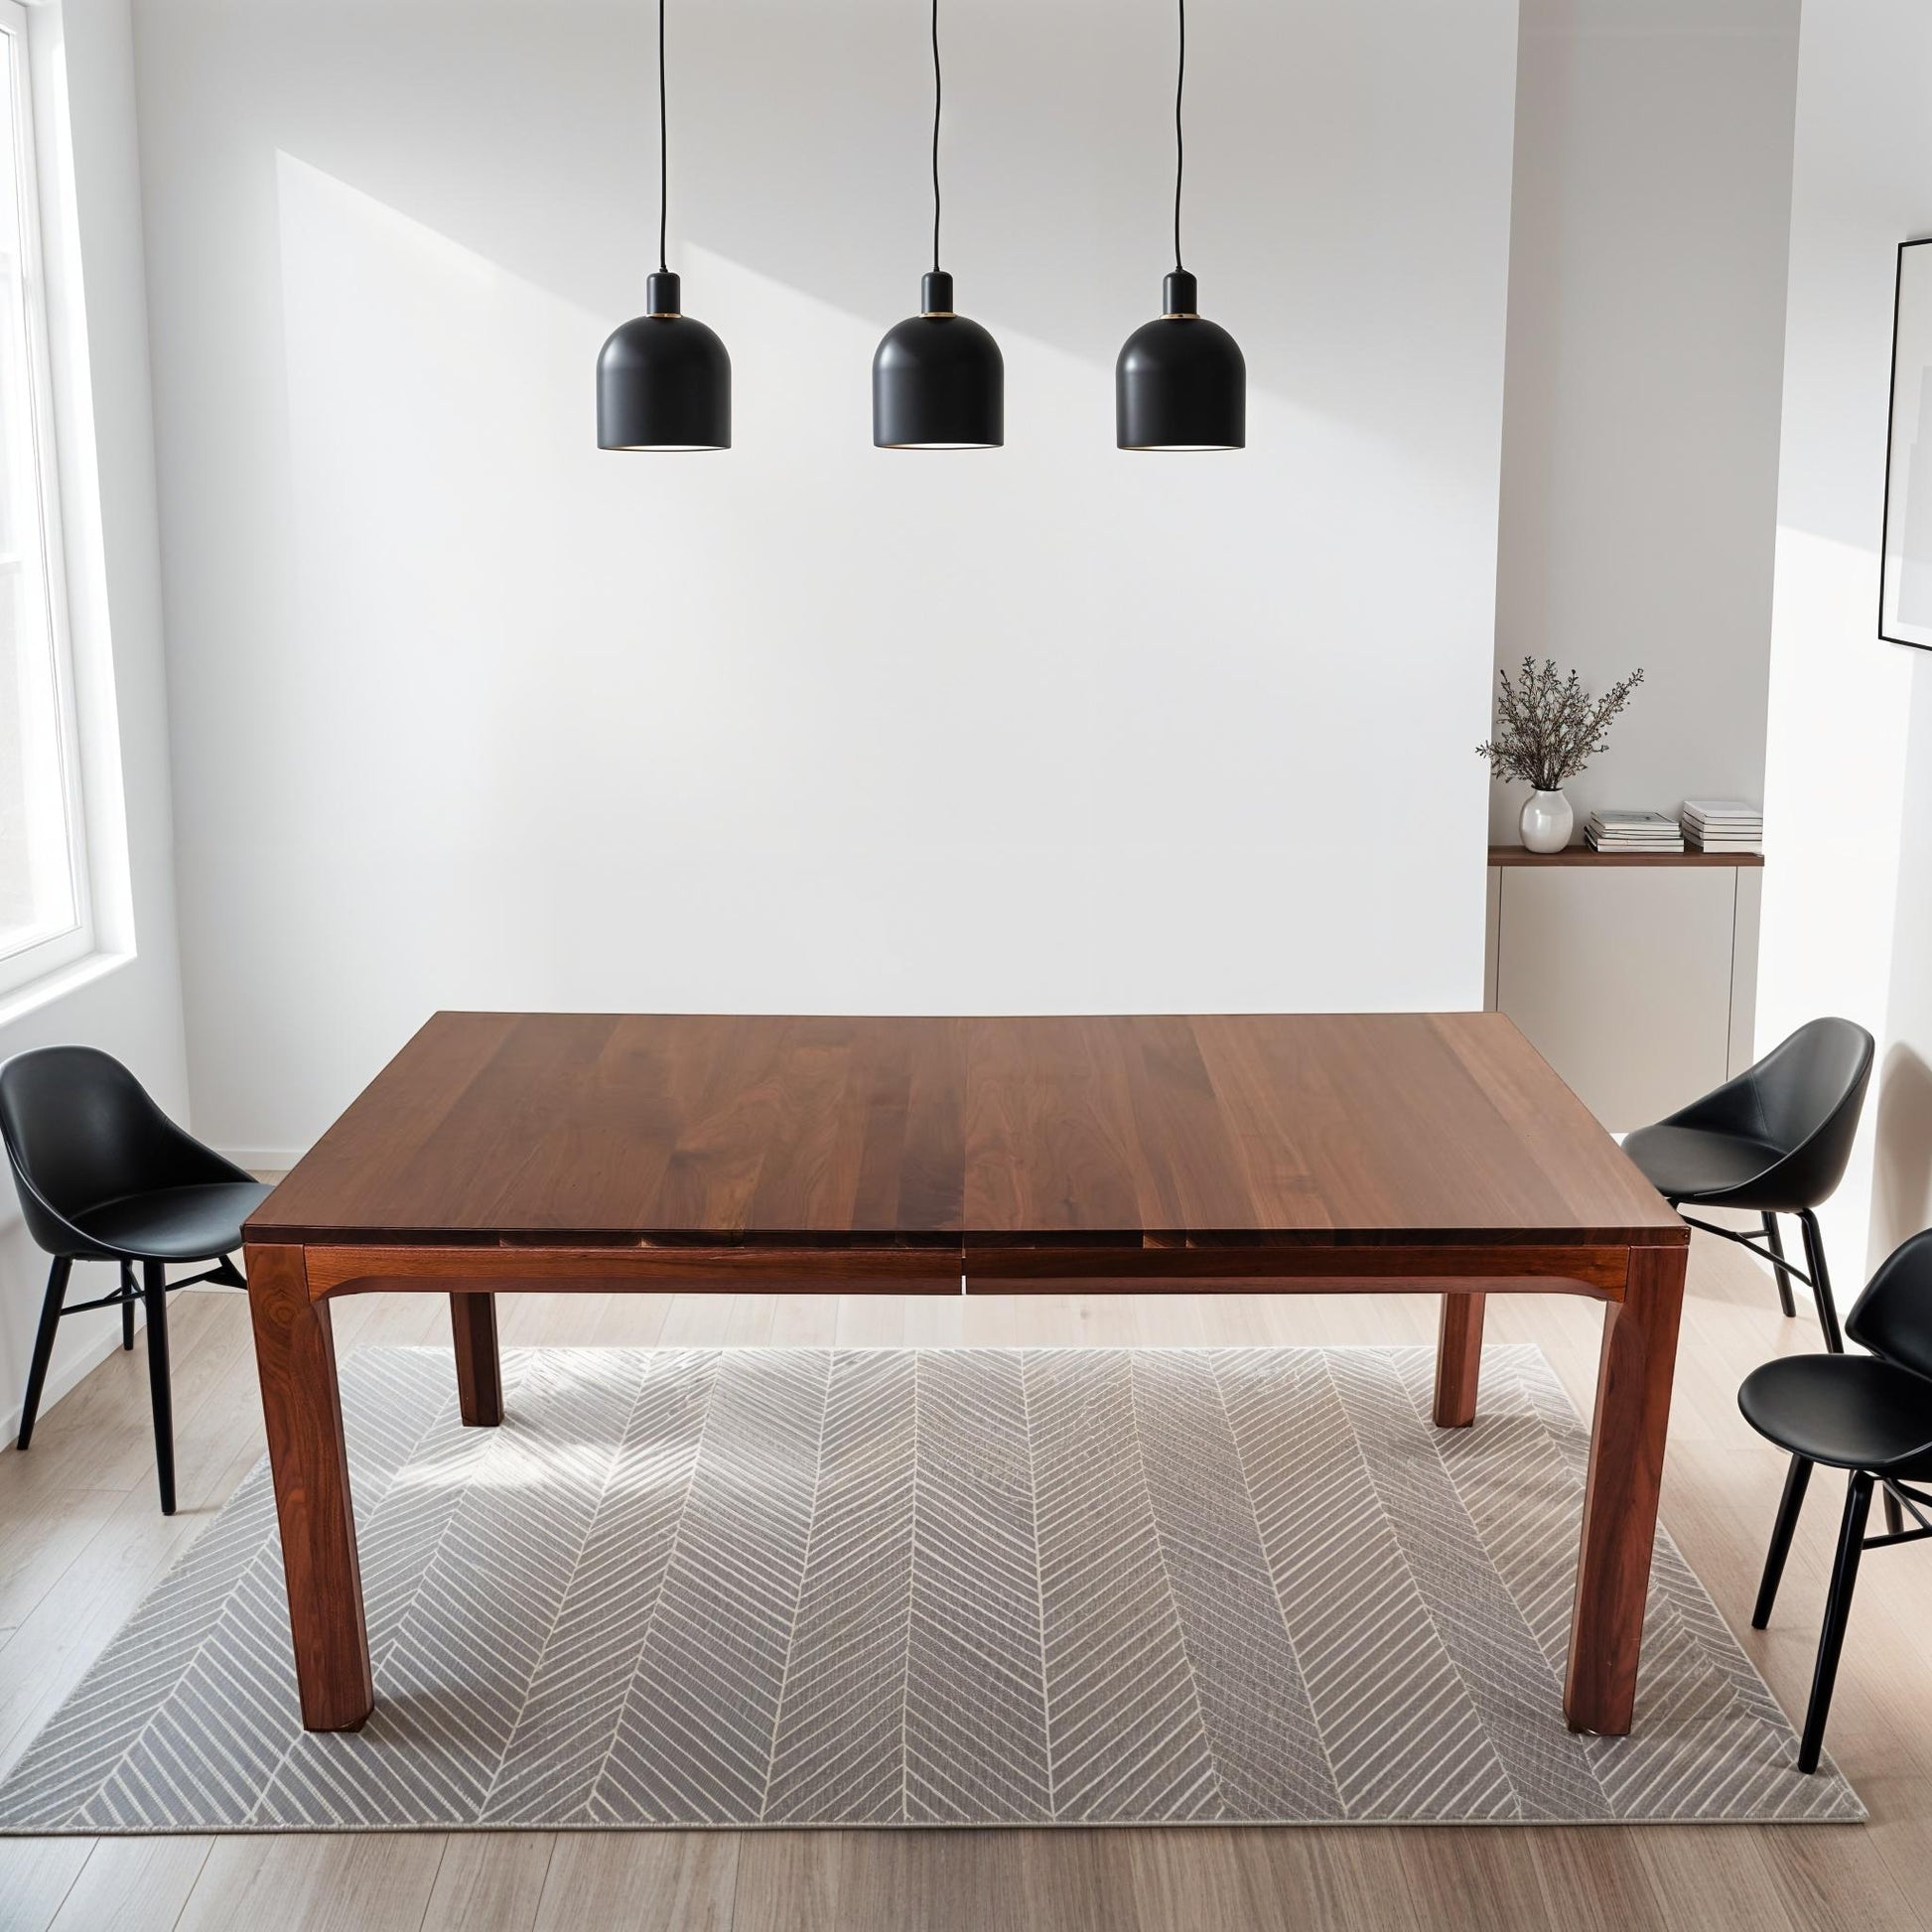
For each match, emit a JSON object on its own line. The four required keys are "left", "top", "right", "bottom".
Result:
{"left": 1489, "top": 844, "right": 1763, "bottom": 869}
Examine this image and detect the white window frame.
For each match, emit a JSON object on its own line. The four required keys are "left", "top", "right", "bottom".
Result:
{"left": 0, "top": 0, "right": 89, "bottom": 1001}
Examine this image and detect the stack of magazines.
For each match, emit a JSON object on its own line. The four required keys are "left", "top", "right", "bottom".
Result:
{"left": 1586, "top": 808, "right": 1685, "bottom": 853}
{"left": 1680, "top": 799, "right": 1763, "bottom": 853}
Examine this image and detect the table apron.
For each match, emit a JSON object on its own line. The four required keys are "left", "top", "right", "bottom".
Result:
{"left": 295, "top": 1244, "right": 962, "bottom": 1299}
{"left": 287, "top": 1240, "right": 1631, "bottom": 1301}
{"left": 967, "top": 1244, "right": 1628, "bottom": 1296}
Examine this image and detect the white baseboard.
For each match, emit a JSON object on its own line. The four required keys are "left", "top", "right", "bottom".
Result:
{"left": 222, "top": 1148, "right": 306, "bottom": 1175}
{"left": 0, "top": 1307, "right": 140, "bottom": 1447}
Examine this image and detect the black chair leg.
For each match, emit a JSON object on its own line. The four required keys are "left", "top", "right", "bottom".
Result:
{"left": 120, "top": 1261, "right": 135, "bottom": 1350}
{"left": 16, "top": 1256, "right": 72, "bottom": 1450}
{"left": 142, "top": 1260, "right": 175, "bottom": 1516}
{"left": 1883, "top": 1485, "right": 1905, "bottom": 1537}
{"left": 1797, "top": 1208, "right": 1846, "bottom": 1353}
{"left": 1799, "top": 1469, "right": 1873, "bottom": 1774}
{"left": 1762, "top": 1212, "right": 1798, "bottom": 1318}
{"left": 1754, "top": 1453, "right": 1813, "bottom": 1628}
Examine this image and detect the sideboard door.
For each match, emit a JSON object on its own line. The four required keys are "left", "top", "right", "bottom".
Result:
{"left": 1489, "top": 866, "right": 1747, "bottom": 1134}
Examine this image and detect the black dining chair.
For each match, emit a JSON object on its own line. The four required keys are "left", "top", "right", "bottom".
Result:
{"left": 0, "top": 1046, "right": 270, "bottom": 1514}
{"left": 1622, "top": 1018, "right": 1874, "bottom": 1352}
{"left": 1740, "top": 1227, "right": 1932, "bottom": 1772}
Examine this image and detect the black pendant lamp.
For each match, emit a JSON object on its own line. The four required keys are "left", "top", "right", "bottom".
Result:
{"left": 597, "top": 0, "right": 730, "bottom": 450}
{"left": 1116, "top": 0, "right": 1244, "bottom": 451}
{"left": 872, "top": 0, "right": 1003, "bottom": 449}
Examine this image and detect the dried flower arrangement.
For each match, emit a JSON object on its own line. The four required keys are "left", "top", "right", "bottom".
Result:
{"left": 1476, "top": 657, "right": 1645, "bottom": 792}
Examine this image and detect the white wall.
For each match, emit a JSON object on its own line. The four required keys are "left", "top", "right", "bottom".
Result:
{"left": 128, "top": 0, "right": 1522, "bottom": 1161}
{"left": 1874, "top": 668, "right": 1932, "bottom": 1261}
{"left": 1758, "top": 0, "right": 1932, "bottom": 1280}
{"left": 1489, "top": 0, "right": 1798, "bottom": 844}
{"left": 0, "top": 0, "right": 189, "bottom": 1435}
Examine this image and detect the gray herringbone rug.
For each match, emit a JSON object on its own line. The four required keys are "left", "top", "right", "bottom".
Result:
{"left": 0, "top": 1344, "right": 1862, "bottom": 1831}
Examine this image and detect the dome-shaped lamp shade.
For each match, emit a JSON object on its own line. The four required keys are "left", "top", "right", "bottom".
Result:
{"left": 873, "top": 272, "right": 1004, "bottom": 450}
{"left": 598, "top": 273, "right": 731, "bottom": 451}
{"left": 1116, "top": 272, "right": 1244, "bottom": 452}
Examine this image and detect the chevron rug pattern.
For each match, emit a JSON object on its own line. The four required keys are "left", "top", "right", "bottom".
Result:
{"left": 0, "top": 1344, "right": 1861, "bottom": 1831}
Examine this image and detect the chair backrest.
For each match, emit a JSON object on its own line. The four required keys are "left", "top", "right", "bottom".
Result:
{"left": 1747, "top": 1018, "right": 1874, "bottom": 1147}
{"left": 1849, "top": 1228, "right": 1932, "bottom": 1382}
{"left": 0, "top": 1046, "right": 224, "bottom": 1256}
{"left": 1735, "top": 1018, "right": 1874, "bottom": 1207}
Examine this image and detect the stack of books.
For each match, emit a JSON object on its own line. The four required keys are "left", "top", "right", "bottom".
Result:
{"left": 1586, "top": 809, "right": 1685, "bottom": 854}
{"left": 1680, "top": 799, "right": 1763, "bottom": 854}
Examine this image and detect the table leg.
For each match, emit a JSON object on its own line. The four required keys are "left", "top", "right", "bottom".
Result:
{"left": 245, "top": 1244, "right": 373, "bottom": 1731}
{"left": 1564, "top": 1243, "right": 1687, "bottom": 1734}
{"left": 451, "top": 1292, "right": 503, "bottom": 1427}
{"left": 1434, "top": 1292, "right": 1486, "bottom": 1427}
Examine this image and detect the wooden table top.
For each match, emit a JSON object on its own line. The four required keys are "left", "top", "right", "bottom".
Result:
{"left": 247, "top": 1012, "right": 1683, "bottom": 1252}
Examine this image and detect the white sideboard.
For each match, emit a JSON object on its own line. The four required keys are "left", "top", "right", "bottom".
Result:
{"left": 1482, "top": 846, "right": 1762, "bottom": 1136}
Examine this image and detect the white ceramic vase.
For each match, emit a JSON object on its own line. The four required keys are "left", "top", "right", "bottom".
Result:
{"left": 1519, "top": 788, "right": 1574, "bottom": 854}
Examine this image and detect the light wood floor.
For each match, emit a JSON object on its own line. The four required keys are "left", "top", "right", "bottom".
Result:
{"left": 1, "top": 1234, "right": 1927, "bottom": 1931}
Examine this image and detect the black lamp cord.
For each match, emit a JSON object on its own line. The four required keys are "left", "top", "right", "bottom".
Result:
{"left": 930, "top": 0, "right": 942, "bottom": 273}
{"left": 652, "top": 0, "right": 1179, "bottom": 287}
{"left": 657, "top": 0, "right": 669, "bottom": 273}
{"left": 1173, "top": 0, "right": 1185, "bottom": 273}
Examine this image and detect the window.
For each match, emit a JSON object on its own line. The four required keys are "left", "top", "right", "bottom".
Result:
{"left": 0, "top": 0, "right": 85, "bottom": 997}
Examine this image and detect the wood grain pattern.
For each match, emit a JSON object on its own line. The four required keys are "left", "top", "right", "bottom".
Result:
{"left": 174, "top": 1835, "right": 446, "bottom": 1932}
{"left": 248, "top": 1013, "right": 1681, "bottom": 1253}
{"left": 305, "top": 1245, "right": 964, "bottom": 1299}
{"left": 239, "top": 1013, "right": 1688, "bottom": 1740}
{"left": 242, "top": 1244, "right": 373, "bottom": 1731}
{"left": 1434, "top": 1293, "right": 1486, "bottom": 1427}
{"left": 419, "top": 1833, "right": 557, "bottom": 1932}
{"left": 1563, "top": 1244, "right": 1688, "bottom": 1734}
{"left": 533, "top": 1832, "right": 737, "bottom": 1932}
{"left": 965, "top": 1244, "right": 1628, "bottom": 1295}
{"left": 450, "top": 1294, "right": 502, "bottom": 1428}
{"left": 1489, "top": 845, "right": 1764, "bottom": 870}
{"left": 45, "top": 1838, "right": 213, "bottom": 1932}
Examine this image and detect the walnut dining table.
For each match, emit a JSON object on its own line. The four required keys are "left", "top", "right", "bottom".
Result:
{"left": 242, "top": 1011, "right": 1689, "bottom": 1738}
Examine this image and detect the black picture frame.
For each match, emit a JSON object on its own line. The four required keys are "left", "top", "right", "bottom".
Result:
{"left": 1879, "top": 236, "right": 1932, "bottom": 649}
